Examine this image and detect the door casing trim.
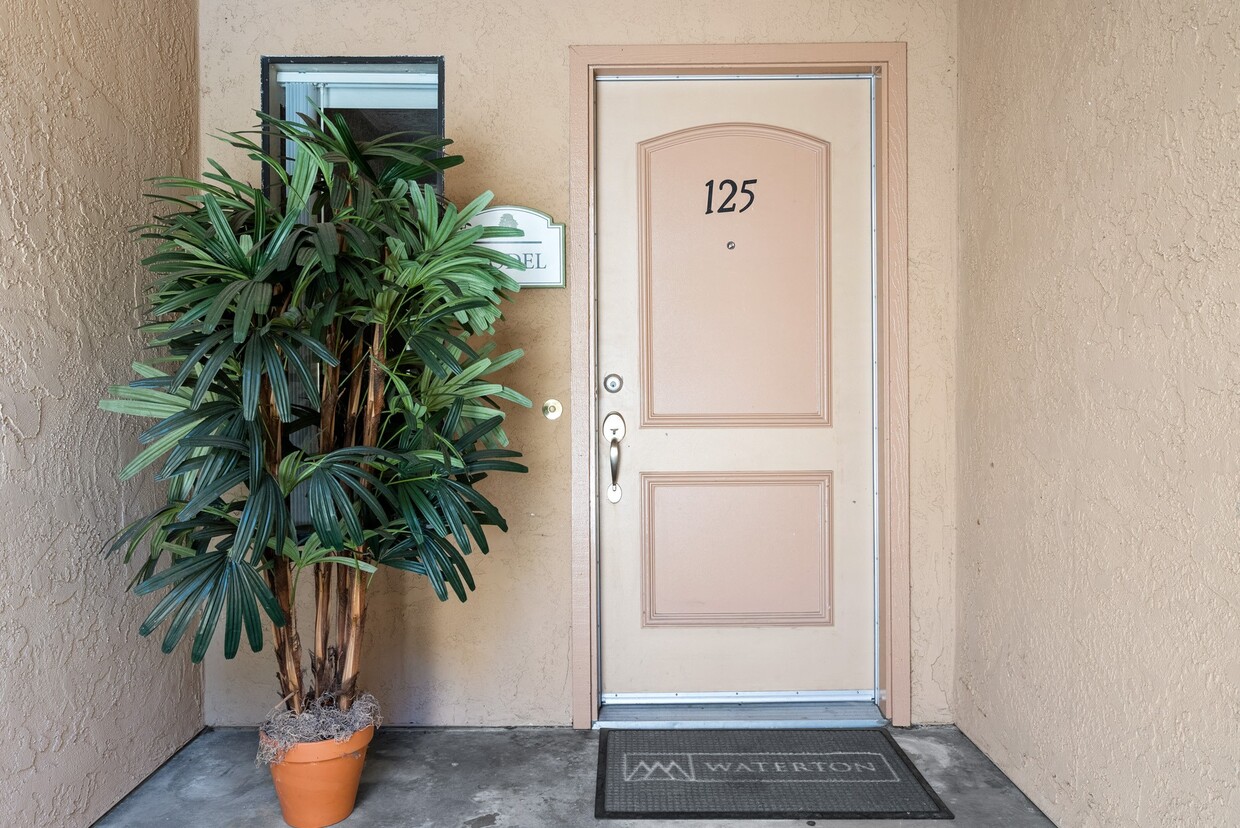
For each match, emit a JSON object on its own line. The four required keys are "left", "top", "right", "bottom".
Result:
{"left": 568, "top": 43, "right": 910, "bottom": 728}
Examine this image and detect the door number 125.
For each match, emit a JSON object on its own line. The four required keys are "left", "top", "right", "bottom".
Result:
{"left": 704, "top": 178, "right": 757, "bottom": 214}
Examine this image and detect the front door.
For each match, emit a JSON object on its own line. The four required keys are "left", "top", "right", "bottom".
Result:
{"left": 596, "top": 76, "right": 876, "bottom": 698}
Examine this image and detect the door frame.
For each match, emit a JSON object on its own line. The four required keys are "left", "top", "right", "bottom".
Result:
{"left": 567, "top": 43, "right": 910, "bottom": 728}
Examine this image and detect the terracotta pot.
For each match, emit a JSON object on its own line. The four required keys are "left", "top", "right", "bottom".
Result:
{"left": 265, "top": 725, "right": 375, "bottom": 828}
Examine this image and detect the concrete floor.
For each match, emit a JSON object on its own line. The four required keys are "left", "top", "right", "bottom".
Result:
{"left": 95, "top": 726, "right": 1054, "bottom": 828}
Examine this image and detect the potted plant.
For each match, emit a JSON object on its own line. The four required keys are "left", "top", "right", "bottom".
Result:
{"left": 101, "top": 112, "right": 529, "bottom": 828}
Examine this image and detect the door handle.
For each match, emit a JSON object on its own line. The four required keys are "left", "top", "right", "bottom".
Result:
{"left": 609, "top": 436, "right": 621, "bottom": 488}
{"left": 601, "top": 412, "right": 626, "bottom": 503}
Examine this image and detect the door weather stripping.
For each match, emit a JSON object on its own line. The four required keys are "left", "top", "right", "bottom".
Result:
{"left": 601, "top": 690, "right": 875, "bottom": 706}
{"left": 595, "top": 697, "right": 887, "bottom": 730}
{"left": 595, "top": 73, "right": 878, "bottom": 82}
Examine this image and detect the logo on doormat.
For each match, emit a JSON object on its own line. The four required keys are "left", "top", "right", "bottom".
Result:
{"left": 621, "top": 752, "right": 899, "bottom": 783}
{"left": 623, "top": 754, "right": 695, "bottom": 781}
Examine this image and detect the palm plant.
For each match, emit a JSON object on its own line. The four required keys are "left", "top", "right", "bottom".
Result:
{"left": 101, "top": 112, "right": 528, "bottom": 716}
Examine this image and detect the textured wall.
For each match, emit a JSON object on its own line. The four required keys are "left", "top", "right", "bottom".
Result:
{"left": 957, "top": 1, "right": 1240, "bottom": 825}
{"left": 0, "top": 1, "right": 203, "bottom": 826}
{"left": 199, "top": 0, "right": 959, "bottom": 726}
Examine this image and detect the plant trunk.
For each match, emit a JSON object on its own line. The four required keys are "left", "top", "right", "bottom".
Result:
{"left": 329, "top": 323, "right": 382, "bottom": 712}
{"left": 269, "top": 558, "right": 305, "bottom": 714}
{"left": 342, "top": 336, "right": 366, "bottom": 448}
{"left": 311, "top": 563, "right": 332, "bottom": 698}
{"left": 260, "top": 378, "right": 304, "bottom": 714}
{"left": 335, "top": 560, "right": 351, "bottom": 682}
{"left": 362, "top": 323, "right": 385, "bottom": 448}
{"left": 337, "top": 564, "right": 368, "bottom": 711}
{"left": 266, "top": 322, "right": 380, "bottom": 714}
{"left": 319, "top": 323, "right": 340, "bottom": 455}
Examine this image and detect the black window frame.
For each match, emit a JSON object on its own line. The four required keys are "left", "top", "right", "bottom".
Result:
{"left": 259, "top": 55, "right": 447, "bottom": 197}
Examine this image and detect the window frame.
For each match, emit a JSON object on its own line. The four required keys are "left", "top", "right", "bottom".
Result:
{"left": 259, "top": 55, "right": 446, "bottom": 195}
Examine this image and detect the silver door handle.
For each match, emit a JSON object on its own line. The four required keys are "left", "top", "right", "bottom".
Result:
{"left": 601, "top": 412, "right": 626, "bottom": 503}
{"left": 609, "top": 437, "right": 621, "bottom": 488}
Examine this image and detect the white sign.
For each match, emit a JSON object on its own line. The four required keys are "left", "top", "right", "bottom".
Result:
{"left": 471, "top": 206, "right": 565, "bottom": 288}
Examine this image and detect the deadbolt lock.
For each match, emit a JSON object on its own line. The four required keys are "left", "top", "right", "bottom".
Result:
{"left": 603, "top": 373, "right": 623, "bottom": 393}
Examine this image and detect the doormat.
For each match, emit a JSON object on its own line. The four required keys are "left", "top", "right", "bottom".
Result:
{"left": 596, "top": 729, "right": 953, "bottom": 820}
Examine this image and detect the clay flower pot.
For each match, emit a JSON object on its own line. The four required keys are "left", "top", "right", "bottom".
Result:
{"left": 265, "top": 725, "right": 375, "bottom": 828}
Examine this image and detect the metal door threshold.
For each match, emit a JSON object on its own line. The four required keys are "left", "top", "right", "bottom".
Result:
{"left": 593, "top": 700, "right": 887, "bottom": 730}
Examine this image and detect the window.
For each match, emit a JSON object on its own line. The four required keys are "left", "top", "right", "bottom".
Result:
{"left": 261, "top": 56, "right": 445, "bottom": 191}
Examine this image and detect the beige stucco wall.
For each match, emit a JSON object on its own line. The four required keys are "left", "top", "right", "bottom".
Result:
{"left": 199, "top": 0, "right": 959, "bottom": 726}
{"left": 957, "top": 1, "right": 1240, "bottom": 825}
{"left": 0, "top": 1, "right": 203, "bottom": 825}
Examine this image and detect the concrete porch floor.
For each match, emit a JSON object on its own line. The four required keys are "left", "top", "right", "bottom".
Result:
{"left": 95, "top": 726, "right": 1053, "bottom": 828}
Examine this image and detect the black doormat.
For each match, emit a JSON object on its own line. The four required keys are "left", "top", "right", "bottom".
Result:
{"left": 596, "top": 728, "right": 953, "bottom": 820}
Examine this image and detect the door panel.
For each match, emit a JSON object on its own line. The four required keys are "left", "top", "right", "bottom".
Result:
{"left": 638, "top": 124, "right": 830, "bottom": 426}
{"left": 641, "top": 471, "right": 832, "bottom": 627}
{"left": 597, "top": 78, "right": 875, "bottom": 695}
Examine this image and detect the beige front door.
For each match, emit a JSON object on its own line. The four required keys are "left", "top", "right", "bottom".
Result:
{"left": 597, "top": 76, "right": 876, "bottom": 697}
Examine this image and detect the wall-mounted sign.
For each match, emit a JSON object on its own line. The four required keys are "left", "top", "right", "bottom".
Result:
{"left": 472, "top": 206, "right": 566, "bottom": 288}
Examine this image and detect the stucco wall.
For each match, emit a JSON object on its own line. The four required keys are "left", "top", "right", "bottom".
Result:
{"left": 0, "top": 1, "right": 203, "bottom": 825}
{"left": 957, "top": 1, "right": 1240, "bottom": 825}
{"left": 199, "top": 0, "right": 959, "bottom": 726}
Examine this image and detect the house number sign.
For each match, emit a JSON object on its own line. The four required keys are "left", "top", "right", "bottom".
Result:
{"left": 704, "top": 178, "right": 758, "bottom": 214}
{"left": 470, "top": 206, "right": 566, "bottom": 288}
